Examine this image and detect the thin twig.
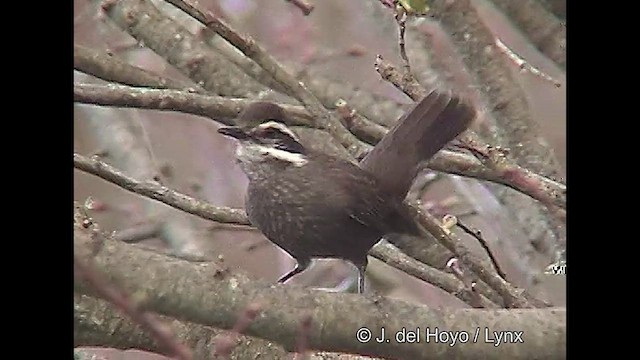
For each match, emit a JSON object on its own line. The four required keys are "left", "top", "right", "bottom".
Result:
{"left": 410, "top": 205, "right": 542, "bottom": 308}
{"left": 334, "top": 99, "right": 388, "bottom": 145}
{"left": 112, "top": 222, "right": 161, "bottom": 243}
{"left": 285, "top": 0, "right": 314, "bottom": 16}
{"left": 406, "top": 171, "right": 440, "bottom": 201}
{"left": 74, "top": 153, "right": 250, "bottom": 225}
{"left": 446, "top": 258, "right": 472, "bottom": 290}
{"left": 488, "top": 0, "right": 566, "bottom": 70}
{"left": 74, "top": 294, "right": 292, "bottom": 358}
{"left": 395, "top": 6, "right": 411, "bottom": 76}
{"left": 495, "top": 38, "right": 561, "bottom": 88}
{"left": 293, "top": 314, "right": 313, "bottom": 359}
{"left": 374, "top": 54, "right": 425, "bottom": 101}
{"left": 445, "top": 258, "right": 484, "bottom": 308}
{"left": 454, "top": 218, "right": 507, "bottom": 280}
{"left": 296, "top": 67, "right": 407, "bottom": 128}
{"left": 213, "top": 303, "right": 262, "bottom": 358}
{"left": 377, "top": 0, "right": 395, "bottom": 9}
{"left": 370, "top": 243, "right": 500, "bottom": 308}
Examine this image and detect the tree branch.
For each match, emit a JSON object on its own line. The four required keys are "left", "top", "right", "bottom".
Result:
{"left": 74, "top": 82, "right": 566, "bottom": 209}
{"left": 285, "top": 0, "right": 315, "bottom": 16}
{"left": 488, "top": 0, "right": 565, "bottom": 69}
{"left": 74, "top": 222, "right": 566, "bottom": 359}
{"left": 74, "top": 258, "right": 192, "bottom": 360}
{"left": 74, "top": 82, "right": 312, "bottom": 127}
{"left": 75, "top": 70, "right": 207, "bottom": 258}
{"left": 75, "top": 294, "right": 294, "bottom": 359}
{"left": 374, "top": 57, "right": 566, "bottom": 212}
{"left": 424, "top": 0, "right": 566, "bottom": 265}
{"left": 409, "top": 205, "right": 535, "bottom": 308}
{"left": 160, "top": 0, "right": 370, "bottom": 158}
{"left": 97, "top": 0, "right": 274, "bottom": 98}
{"left": 370, "top": 242, "right": 500, "bottom": 308}
{"left": 74, "top": 44, "right": 205, "bottom": 92}
{"left": 74, "top": 153, "right": 249, "bottom": 225}
{"left": 73, "top": 153, "right": 503, "bottom": 307}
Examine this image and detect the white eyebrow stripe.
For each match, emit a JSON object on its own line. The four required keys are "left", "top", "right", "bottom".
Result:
{"left": 253, "top": 144, "right": 308, "bottom": 167}
{"left": 258, "top": 121, "right": 300, "bottom": 141}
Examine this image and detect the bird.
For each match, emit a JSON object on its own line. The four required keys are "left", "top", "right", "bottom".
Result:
{"left": 217, "top": 92, "right": 475, "bottom": 293}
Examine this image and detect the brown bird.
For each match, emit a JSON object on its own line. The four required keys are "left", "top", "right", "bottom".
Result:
{"left": 218, "top": 91, "right": 475, "bottom": 293}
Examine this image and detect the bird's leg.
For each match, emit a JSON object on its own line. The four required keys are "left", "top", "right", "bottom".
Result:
{"left": 313, "top": 277, "right": 356, "bottom": 293}
{"left": 311, "top": 259, "right": 367, "bottom": 293}
{"left": 278, "top": 258, "right": 311, "bottom": 284}
{"left": 354, "top": 257, "right": 369, "bottom": 294}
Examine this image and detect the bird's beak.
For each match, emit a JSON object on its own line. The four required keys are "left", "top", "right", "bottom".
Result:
{"left": 217, "top": 126, "right": 249, "bottom": 140}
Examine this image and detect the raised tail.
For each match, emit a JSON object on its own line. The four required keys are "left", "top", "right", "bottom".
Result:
{"left": 360, "top": 90, "right": 476, "bottom": 200}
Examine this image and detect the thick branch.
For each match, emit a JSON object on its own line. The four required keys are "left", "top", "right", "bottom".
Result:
{"left": 489, "top": 0, "right": 566, "bottom": 69}
{"left": 537, "top": 0, "right": 566, "bottom": 19}
{"left": 75, "top": 294, "right": 291, "bottom": 359}
{"left": 74, "top": 83, "right": 312, "bottom": 127}
{"left": 427, "top": 0, "right": 563, "bottom": 180}
{"left": 74, "top": 259, "right": 192, "bottom": 360}
{"left": 74, "top": 44, "right": 205, "bottom": 92}
{"left": 76, "top": 294, "right": 383, "bottom": 359}
{"left": 98, "top": 0, "right": 272, "bottom": 98}
{"left": 74, "top": 225, "right": 566, "bottom": 359}
{"left": 429, "top": 150, "right": 565, "bottom": 209}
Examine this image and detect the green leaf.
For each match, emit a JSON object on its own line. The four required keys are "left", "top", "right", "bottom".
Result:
{"left": 398, "top": 0, "right": 430, "bottom": 15}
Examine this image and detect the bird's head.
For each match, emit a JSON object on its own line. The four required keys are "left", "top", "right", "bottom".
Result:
{"left": 218, "top": 103, "right": 309, "bottom": 176}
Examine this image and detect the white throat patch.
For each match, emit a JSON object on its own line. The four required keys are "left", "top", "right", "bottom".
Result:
{"left": 237, "top": 143, "right": 308, "bottom": 167}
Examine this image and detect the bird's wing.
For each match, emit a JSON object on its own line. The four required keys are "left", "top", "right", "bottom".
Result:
{"left": 323, "top": 156, "right": 411, "bottom": 235}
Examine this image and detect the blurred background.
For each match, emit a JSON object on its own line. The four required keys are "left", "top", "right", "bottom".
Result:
{"left": 74, "top": 0, "right": 565, "bottom": 320}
